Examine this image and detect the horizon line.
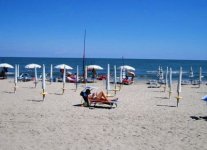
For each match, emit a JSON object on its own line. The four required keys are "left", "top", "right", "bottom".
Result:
{"left": 0, "top": 56, "right": 206, "bottom": 61}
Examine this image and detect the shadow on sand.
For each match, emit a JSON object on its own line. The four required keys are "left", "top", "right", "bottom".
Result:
{"left": 156, "top": 104, "right": 176, "bottom": 108}
{"left": 47, "top": 93, "right": 63, "bottom": 95}
{"left": 190, "top": 116, "right": 207, "bottom": 121}
{"left": 3, "top": 91, "right": 14, "bottom": 94}
{"left": 191, "top": 86, "right": 199, "bottom": 89}
{"left": 22, "top": 87, "right": 36, "bottom": 89}
{"left": 27, "top": 99, "right": 44, "bottom": 102}
{"left": 155, "top": 97, "right": 169, "bottom": 99}
{"left": 73, "top": 104, "right": 114, "bottom": 109}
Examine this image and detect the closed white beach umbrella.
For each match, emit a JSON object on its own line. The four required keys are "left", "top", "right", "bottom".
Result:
{"left": 54, "top": 64, "right": 73, "bottom": 70}
{"left": 114, "top": 65, "right": 119, "bottom": 94}
{"left": 120, "top": 67, "right": 123, "bottom": 83}
{"left": 42, "top": 64, "right": 46, "bottom": 100}
{"left": 164, "top": 67, "right": 168, "bottom": 92}
{"left": 199, "top": 67, "right": 202, "bottom": 87}
{"left": 176, "top": 67, "right": 182, "bottom": 107}
{"left": 63, "top": 66, "right": 66, "bottom": 84}
{"left": 106, "top": 64, "right": 110, "bottom": 92}
{"left": 62, "top": 66, "right": 66, "bottom": 94}
{"left": 14, "top": 64, "right": 17, "bottom": 85}
{"left": 168, "top": 68, "right": 172, "bottom": 98}
{"left": 14, "top": 64, "right": 17, "bottom": 93}
{"left": 0, "top": 63, "right": 14, "bottom": 68}
{"left": 160, "top": 67, "right": 164, "bottom": 80}
{"left": 42, "top": 65, "right": 46, "bottom": 90}
{"left": 168, "top": 68, "right": 172, "bottom": 89}
{"left": 157, "top": 66, "right": 161, "bottom": 79}
{"left": 17, "top": 64, "right": 20, "bottom": 78}
{"left": 165, "top": 67, "right": 168, "bottom": 85}
{"left": 50, "top": 64, "right": 53, "bottom": 83}
{"left": 76, "top": 65, "right": 79, "bottom": 90}
{"left": 114, "top": 65, "right": 117, "bottom": 85}
{"left": 84, "top": 66, "right": 87, "bottom": 83}
{"left": 25, "top": 63, "right": 41, "bottom": 69}
{"left": 189, "top": 66, "right": 194, "bottom": 78}
{"left": 177, "top": 67, "right": 182, "bottom": 94}
{"left": 34, "top": 67, "right": 38, "bottom": 88}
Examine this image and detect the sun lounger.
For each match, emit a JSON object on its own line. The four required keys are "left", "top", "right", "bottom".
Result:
{"left": 88, "top": 97, "right": 118, "bottom": 108}
{"left": 192, "top": 80, "right": 201, "bottom": 85}
{"left": 122, "top": 78, "right": 133, "bottom": 85}
{"left": 18, "top": 73, "right": 32, "bottom": 82}
{"left": 97, "top": 75, "right": 106, "bottom": 80}
{"left": 80, "top": 90, "right": 118, "bottom": 108}
{"left": 181, "top": 80, "right": 191, "bottom": 85}
{"left": 147, "top": 80, "right": 161, "bottom": 88}
{"left": 146, "top": 80, "right": 157, "bottom": 84}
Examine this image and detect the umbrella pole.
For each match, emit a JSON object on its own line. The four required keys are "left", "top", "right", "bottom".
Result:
{"left": 114, "top": 84, "right": 117, "bottom": 95}
{"left": 176, "top": 92, "right": 182, "bottom": 107}
{"left": 164, "top": 86, "right": 166, "bottom": 92}
{"left": 14, "top": 83, "right": 17, "bottom": 93}
{"left": 42, "top": 89, "right": 46, "bottom": 101}
{"left": 169, "top": 90, "right": 172, "bottom": 99}
{"left": 62, "top": 83, "right": 65, "bottom": 94}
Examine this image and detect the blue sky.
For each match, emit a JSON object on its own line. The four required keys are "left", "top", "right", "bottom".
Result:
{"left": 0, "top": 0, "right": 207, "bottom": 60}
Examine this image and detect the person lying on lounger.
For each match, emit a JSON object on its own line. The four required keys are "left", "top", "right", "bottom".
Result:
{"left": 80, "top": 88, "right": 118, "bottom": 107}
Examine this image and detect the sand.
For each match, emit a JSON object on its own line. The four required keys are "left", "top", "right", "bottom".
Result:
{"left": 0, "top": 79, "right": 207, "bottom": 150}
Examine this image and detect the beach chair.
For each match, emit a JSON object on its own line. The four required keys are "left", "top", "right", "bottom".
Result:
{"left": 181, "top": 80, "right": 191, "bottom": 85}
{"left": 18, "top": 73, "right": 32, "bottom": 82}
{"left": 80, "top": 89, "right": 118, "bottom": 108}
{"left": 147, "top": 80, "right": 161, "bottom": 88}
{"left": 122, "top": 78, "right": 133, "bottom": 85}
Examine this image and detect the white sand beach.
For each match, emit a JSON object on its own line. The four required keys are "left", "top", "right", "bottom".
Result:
{"left": 0, "top": 79, "right": 207, "bottom": 150}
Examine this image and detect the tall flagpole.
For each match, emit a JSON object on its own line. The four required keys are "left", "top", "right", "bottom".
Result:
{"left": 83, "top": 29, "right": 86, "bottom": 83}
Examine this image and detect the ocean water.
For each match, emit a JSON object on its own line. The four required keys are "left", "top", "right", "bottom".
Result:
{"left": 0, "top": 57, "right": 207, "bottom": 81}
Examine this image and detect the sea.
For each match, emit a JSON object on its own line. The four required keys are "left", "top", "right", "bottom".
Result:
{"left": 0, "top": 57, "right": 207, "bottom": 81}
